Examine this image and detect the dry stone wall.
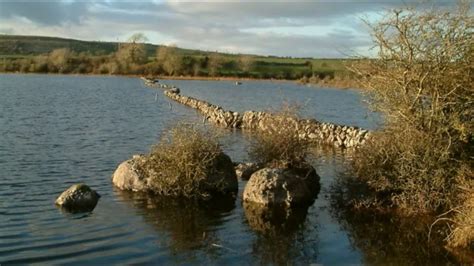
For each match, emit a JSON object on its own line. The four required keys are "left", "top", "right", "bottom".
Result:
{"left": 162, "top": 86, "right": 370, "bottom": 148}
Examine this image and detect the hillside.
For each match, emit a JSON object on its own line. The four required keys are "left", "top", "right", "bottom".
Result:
{"left": 0, "top": 35, "right": 158, "bottom": 57}
{"left": 0, "top": 34, "right": 352, "bottom": 84}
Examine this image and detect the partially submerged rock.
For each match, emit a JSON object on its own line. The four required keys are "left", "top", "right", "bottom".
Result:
{"left": 197, "top": 152, "right": 238, "bottom": 194}
{"left": 112, "top": 153, "right": 238, "bottom": 197}
{"left": 243, "top": 164, "right": 320, "bottom": 207}
{"left": 235, "top": 162, "right": 263, "bottom": 181}
{"left": 55, "top": 183, "right": 100, "bottom": 212}
{"left": 112, "top": 155, "right": 149, "bottom": 192}
{"left": 169, "top": 87, "right": 180, "bottom": 94}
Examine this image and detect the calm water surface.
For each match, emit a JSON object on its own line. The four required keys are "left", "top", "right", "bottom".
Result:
{"left": 0, "top": 74, "right": 455, "bottom": 265}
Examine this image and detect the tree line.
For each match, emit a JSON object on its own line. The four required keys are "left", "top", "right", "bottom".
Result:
{"left": 0, "top": 33, "right": 349, "bottom": 80}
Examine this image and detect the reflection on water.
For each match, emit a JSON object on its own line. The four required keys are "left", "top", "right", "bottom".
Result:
{"left": 333, "top": 210, "right": 457, "bottom": 265}
{"left": 244, "top": 202, "right": 315, "bottom": 265}
{"left": 329, "top": 172, "right": 458, "bottom": 265}
{"left": 243, "top": 203, "right": 309, "bottom": 236}
{"left": 115, "top": 190, "right": 236, "bottom": 254}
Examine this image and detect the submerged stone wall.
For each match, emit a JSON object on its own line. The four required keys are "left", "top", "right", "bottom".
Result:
{"left": 163, "top": 89, "right": 370, "bottom": 148}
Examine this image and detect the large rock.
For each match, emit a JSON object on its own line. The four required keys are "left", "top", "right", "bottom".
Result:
{"left": 55, "top": 183, "right": 100, "bottom": 212}
{"left": 199, "top": 152, "right": 238, "bottom": 194}
{"left": 112, "top": 153, "right": 238, "bottom": 196}
{"left": 112, "top": 155, "right": 149, "bottom": 192}
{"left": 243, "top": 165, "right": 320, "bottom": 207}
{"left": 235, "top": 162, "right": 263, "bottom": 181}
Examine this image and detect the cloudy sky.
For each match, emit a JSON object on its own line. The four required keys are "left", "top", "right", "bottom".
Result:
{"left": 0, "top": 0, "right": 456, "bottom": 58}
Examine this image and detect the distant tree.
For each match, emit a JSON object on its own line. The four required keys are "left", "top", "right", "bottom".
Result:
{"left": 116, "top": 33, "right": 148, "bottom": 65}
{"left": 156, "top": 45, "right": 184, "bottom": 76}
{"left": 239, "top": 55, "right": 255, "bottom": 72}
{"left": 208, "top": 53, "right": 224, "bottom": 76}
{"left": 49, "top": 48, "right": 71, "bottom": 73}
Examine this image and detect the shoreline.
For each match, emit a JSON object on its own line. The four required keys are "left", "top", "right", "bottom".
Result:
{"left": 0, "top": 71, "right": 361, "bottom": 90}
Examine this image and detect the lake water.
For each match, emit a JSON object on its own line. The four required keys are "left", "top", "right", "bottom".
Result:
{"left": 0, "top": 74, "right": 455, "bottom": 264}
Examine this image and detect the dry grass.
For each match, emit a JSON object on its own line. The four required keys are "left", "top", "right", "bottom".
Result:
{"left": 446, "top": 171, "right": 474, "bottom": 249}
{"left": 351, "top": 126, "right": 469, "bottom": 214}
{"left": 137, "top": 124, "right": 233, "bottom": 198}
{"left": 249, "top": 104, "right": 310, "bottom": 168}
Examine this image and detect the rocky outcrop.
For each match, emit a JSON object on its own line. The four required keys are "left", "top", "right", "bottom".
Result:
{"left": 112, "top": 155, "right": 149, "bottom": 192}
{"left": 55, "top": 183, "right": 100, "bottom": 212}
{"left": 235, "top": 162, "right": 263, "bottom": 180}
{"left": 243, "top": 165, "right": 320, "bottom": 207}
{"left": 163, "top": 89, "right": 369, "bottom": 148}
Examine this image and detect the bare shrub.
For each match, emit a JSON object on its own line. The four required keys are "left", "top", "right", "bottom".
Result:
{"left": 137, "top": 124, "right": 233, "bottom": 198}
{"left": 249, "top": 104, "right": 310, "bottom": 168}
{"left": 349, "top": 3, "right": 473, "bottom": 214}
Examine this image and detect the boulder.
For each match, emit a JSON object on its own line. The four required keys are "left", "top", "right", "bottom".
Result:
{"left": 200, "top": 152, "right": 238, "bottom": 194}
{"left": 243, "top": 165, "right": 320, "bottom": 207}
{"left": 112, "top": 155, "right": 149, "bottom": 192}
{"left": 55, "top": 183, "right": 100, "bottom": 212}
{"left": 235, "top": 162, "right": 263, "bottom": 181}
{"left": 112, "top": 153, "right": 238, "bottom": 196}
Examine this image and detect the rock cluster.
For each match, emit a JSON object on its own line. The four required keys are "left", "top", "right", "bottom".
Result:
{"left": 164, "top": 89, "right": 370, "bottom": 148}
{"left": 141, "top": 77, "right": 180, "bottom": 91}
{"left": 165, "top": 90, "right": 242, "bottom": 128}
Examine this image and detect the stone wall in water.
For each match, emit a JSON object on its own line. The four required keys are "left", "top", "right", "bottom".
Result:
{"left": 163, "top": 89, "right": 370, "bottom": 148}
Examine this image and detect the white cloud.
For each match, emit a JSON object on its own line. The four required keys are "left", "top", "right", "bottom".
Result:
{"left": 0, "top": 0, "right": 459, "bottom": 57}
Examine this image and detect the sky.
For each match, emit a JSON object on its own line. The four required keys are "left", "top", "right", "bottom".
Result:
{"left": 0, "top": 0, "right": 458, "bottom": 58}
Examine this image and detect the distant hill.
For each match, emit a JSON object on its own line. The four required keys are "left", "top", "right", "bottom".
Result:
{"left": 0, "top": 34, "right": 338, "bottom": 61}
{"left": 0, "top": 35, "right": 172, "bottom": 57}
{"left": 0, "top": 34, "right": 352, "bottom": 85}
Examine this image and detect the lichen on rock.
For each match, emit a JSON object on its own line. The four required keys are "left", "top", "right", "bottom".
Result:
{"left": 243, "top": 164, "right": 320, "bottom": 207}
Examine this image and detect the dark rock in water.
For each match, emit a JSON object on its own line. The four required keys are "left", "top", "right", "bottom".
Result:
{"left": 243, "top": 164, "right": 320, "bottom": 207}
{"left": 112, "top": 155, "right": 149, "bottom": 192}
{"left": 200, "top": 152, "right": 238, "bottom": 194}
{"left": 169, "top": 87, "right": 180, "bottom": 94}
{"left": 235, "top": 162, "right": 263, "bottom": 180}
{"left": 55, "top": 183, "right": 100, "bottom": 212}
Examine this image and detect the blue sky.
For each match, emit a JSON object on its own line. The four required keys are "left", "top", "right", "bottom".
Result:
{"left": 0, "top": 0, "right": 456, "bottom": 58}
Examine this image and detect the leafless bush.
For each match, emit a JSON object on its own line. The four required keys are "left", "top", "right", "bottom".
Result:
{"left": 137, "top": 124, "right": 233, "bottom": 198}
{"left": 349, "top": 2, "right": 473, "bottom": 214}
{"left": 249, "top": 104, "right": 310, "bottom": 168}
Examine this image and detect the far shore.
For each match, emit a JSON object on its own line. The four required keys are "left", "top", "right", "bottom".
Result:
{"left": 0, "top": 71, "right": 361, "bottom": 90}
